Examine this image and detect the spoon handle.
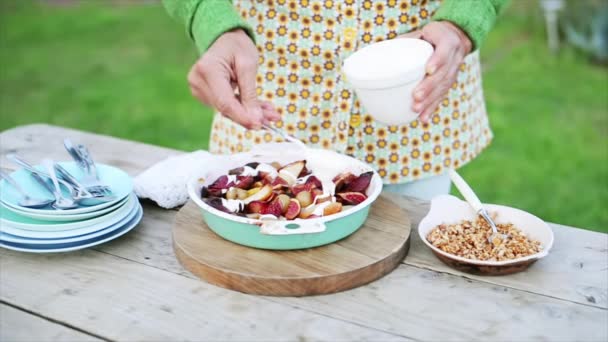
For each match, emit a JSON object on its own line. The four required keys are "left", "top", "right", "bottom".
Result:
{"left": 448, "top": 169, "right": 483, "bottom": 212}
{"left": 7, "top": 154, "right": 52, "bottom": 179}
{"left": 0, "top": 170, "right": 29, "bottom": 198}
{"left": 42, "top": 159, "right": 63, "bottom": 199}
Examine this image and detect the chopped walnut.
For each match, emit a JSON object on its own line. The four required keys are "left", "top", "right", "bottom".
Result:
{"left": 426, "top": 216, "right": 542, "bottom": 261}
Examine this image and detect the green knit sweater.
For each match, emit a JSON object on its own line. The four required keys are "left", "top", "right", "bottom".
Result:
{"left": 163, "top": 0, "right": 508, "bottom": 54}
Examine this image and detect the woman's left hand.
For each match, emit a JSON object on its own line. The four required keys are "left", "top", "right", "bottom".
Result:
{"left": 400, "top": 21, "right": 473, "bottom": 123}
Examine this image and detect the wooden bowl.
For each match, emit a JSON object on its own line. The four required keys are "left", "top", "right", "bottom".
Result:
{"left": 418, "top": 195, "right": 554, "bottom": 275}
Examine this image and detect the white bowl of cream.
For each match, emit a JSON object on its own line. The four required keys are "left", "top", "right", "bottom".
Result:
{"left": 343, "top": 38, "right": 433, "bottom": 125}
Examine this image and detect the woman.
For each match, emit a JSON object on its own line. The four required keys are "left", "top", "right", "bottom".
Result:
{"left": 164, "top": 0, "right": 507, "bottom": 200}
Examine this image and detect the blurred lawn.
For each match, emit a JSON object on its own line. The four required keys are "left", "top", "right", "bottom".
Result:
{"left": 0, "top": 1, "right": 606, "bottom": 232}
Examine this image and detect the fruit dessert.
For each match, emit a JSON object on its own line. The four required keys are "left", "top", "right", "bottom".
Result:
{"left": 200, "top": 160, "right": 373, "bottom": 220}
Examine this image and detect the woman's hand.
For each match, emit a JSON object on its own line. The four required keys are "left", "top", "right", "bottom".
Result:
{"left": 400, "top": 21, "right": 473, "bottom": 122}
{"left": 187, "top": 29, "right": 280, "bottom": 130}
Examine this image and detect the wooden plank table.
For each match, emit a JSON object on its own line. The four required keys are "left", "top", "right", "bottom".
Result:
{"left": 1, "top": 124, "right": 607, "bottom": 341}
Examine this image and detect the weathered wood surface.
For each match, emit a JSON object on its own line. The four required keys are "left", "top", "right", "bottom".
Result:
{"left": 0, "top": 304, "right": 101, "bottom": 342}
{"left": 173, "top": 197, "right": 411, "bottom": 296}
{"left": 1, "top": 124, "right": 607, "bottom": 341}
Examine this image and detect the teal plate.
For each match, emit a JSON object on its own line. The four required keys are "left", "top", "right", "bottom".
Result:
{"left": 1, "top": 201, "right": 141, "bottom": 243}
{"left": 0, "top": 194, "right": 131, "bottom": 222}
{"left": 0, "top": 204, "right": 143, "bottom": 254}
{"left": 0, "top": 195, "right": 137, "bottom": 236}
{"left": 0, "top": 162, "right": 132, "bottom": 215}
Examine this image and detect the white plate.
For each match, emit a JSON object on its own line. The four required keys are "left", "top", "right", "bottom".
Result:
{"left": 418, "top": 195, "right": 554, "bottom": 266}
{"left": 0, "top": 204, "right": 143, "bottom": 253}
{"left": 1, "top": 202, "right": 141, "bottom": 243}
{"left": 0, "top": 196, "right": 138, "bottom": 238}
{"left": 0, "top": 162, "right": 132, "bottom": 215}
{"left": 0, "top": 194, "right": 132, "bottom": 222}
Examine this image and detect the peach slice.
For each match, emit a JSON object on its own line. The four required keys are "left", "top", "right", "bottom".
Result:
{"left": 225, "top": 187, "right": 238, "bottom": 200}
{"left": 323, "top": 202, "right": 343, "bottom": 216}
{"left": 244, "top": 185, "right": 273, "bottom": 204}
{"left": 279, "top": 160, "right": 306, "bottom": 180}
{"left": 236, "top": 188, "right": 249, "bottom": 200}
{"left": 299, "top": 204, "right": 317, "bottom": 219}
{"left": 275, "top": 194, "right": 291, "bottom": 213}
{"left": 278, "top": 169, "right": 297, "bottom": 186}
{"left": 247, "top": 187, "right": 261, "bottom": 197}
{"left": 295, "top": 191, "right": 313, "bottom": 207}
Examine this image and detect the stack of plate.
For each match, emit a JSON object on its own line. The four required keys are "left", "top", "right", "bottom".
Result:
{"left": 0, "top": 162, "right": 142, "bottom": 253}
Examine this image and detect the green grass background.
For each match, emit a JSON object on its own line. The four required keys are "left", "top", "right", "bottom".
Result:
{"left": 1, "top": 1, "right": 606, "bottom": 232}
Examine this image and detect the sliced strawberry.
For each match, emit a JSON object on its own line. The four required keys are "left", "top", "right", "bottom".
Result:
{"left": 343, "top": 171, "right": 373, "bottom": 193}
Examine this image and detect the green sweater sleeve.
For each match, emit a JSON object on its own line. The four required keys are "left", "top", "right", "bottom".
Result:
{"left": 162, "top": 0, "right": 255, "bottom": 54}
{"left": 433, "top": 0, "right": 509, "bottom": 49}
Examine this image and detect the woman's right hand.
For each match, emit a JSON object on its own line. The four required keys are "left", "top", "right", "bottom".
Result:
{"left": 187, "top": 29, "right": 280, "bottom": 130}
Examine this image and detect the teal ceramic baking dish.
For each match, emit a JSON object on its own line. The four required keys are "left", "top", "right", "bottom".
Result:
{"left": 187, "top": 146, "right": 383, "bottom": 250}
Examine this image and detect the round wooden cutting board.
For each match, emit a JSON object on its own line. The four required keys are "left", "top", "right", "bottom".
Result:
{"left": 173, "top": 195, "right": 411, "bottom": 296}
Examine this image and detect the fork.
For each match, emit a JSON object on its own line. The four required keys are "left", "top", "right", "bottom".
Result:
{"left": 63, "top": 139, "right": 112, "bottom": 195}
{"left": 8, "top": 153, "right": 107, "bottom": 198}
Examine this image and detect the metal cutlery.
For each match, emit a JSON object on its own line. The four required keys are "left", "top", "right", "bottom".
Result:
{"left": 42, "top": 159, "right": 78, "bottom": 210}
{"left": 0, "top": 169, "right": 54, "bottom": 208}
{"left": 54, "top": 163, "right": 115, "bottom": 205}
{"left": 262, "top": 123, "right": 308, "bottom": 150}
{"left": 7, "top": 154, "right": 114, "bottom": 206}
{"left": 448, "top": 169, "right": 509, "bottom": 244}
{"left": 63, "top": 139, "right": 112, "bottom": 195}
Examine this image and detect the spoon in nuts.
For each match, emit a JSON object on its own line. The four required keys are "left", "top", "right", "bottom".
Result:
{"left": 448, "top": 169, "right": 509, "bottom": 245}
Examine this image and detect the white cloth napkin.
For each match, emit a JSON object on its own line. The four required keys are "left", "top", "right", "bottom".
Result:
{"left": 133, "top": 150, "right": 215, "bottom": 209}
{"left": 133, "top": 143, "right": 307, "bottom": 209}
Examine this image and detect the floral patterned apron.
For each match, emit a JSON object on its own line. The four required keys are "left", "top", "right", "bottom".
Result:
{"left": 209, "top": 0, "right": 492, "bottom": 184}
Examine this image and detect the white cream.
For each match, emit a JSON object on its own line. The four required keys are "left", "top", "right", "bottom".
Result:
{"left": 226, "top": 174, "right": 238, "bottom": 184}
{"left": 296, "top": 174, "right": 314, "bottom": 184}
{"left": 259, "top": 214, "right": 278, "bottom": 220}
{"left": 256, "top": 163, "right": 278, "bottom": 178}
{"left": 241, "top": 166, "right": 258, "bottom": 177}
{"left": 221, "top": 198, "right": 245, "bottom": 213}
{"left": 304, "top": 151, "right": 337, "bottom": 197}
{"left": 312, "top": 194, "right": 333, "bottom": 206}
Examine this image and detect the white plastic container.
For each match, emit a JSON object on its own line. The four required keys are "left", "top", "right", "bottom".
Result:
{"left": 343, "top": 38, "right": 434, "bottom": 125}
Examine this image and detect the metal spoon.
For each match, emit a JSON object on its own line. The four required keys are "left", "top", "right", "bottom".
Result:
{"left": 262, "top": 123, "right": 308, "bottom": 150}
{"left": 0, "top": 169, "right": 54, "bottom": 208}
{"left": 42, "top": 159, "right": 78, "bottom": 210}
{"left": 448, "top": 169, "right": 508, "bottom": 244}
